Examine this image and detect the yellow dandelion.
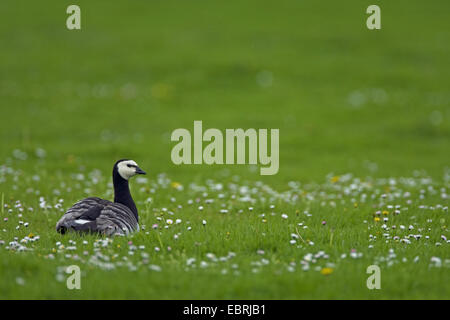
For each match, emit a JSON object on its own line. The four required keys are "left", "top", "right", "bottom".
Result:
{"left": 66, "top": 154, "right": 75, "bottom": 164}
{"left": 170, "top": 182, "right": 182, "bottom": 190}
{"left": 382, "top": 210, "right": 389, "bottom": 215}
{"left": 321, "top": 267, "right": 334, "bottom": 275}
{"left": 374, "top": 217, "right": 381, "bottom": 222}
{"left": 151, "top": 83, "right": 172, "bottom": 100}
{"left": 331, "top": 176, "right": 340, "bottom": 183}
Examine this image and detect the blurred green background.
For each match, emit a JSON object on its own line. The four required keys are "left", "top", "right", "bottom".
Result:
{"left": 0, "top": 0, "right": 449, "bottom": 301}
{"left": 0, "top": 0, "right": 449, "bottom": 184}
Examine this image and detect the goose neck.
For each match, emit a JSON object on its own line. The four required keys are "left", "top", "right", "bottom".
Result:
{"left": 113, "top": 173, "right": 138, "bottom": 221}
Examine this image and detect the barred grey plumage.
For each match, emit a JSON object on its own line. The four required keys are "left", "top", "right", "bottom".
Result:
{"left": 56, "top": 159, "right": 146, "bottom": 236}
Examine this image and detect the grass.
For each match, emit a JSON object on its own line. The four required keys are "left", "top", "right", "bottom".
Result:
{"left": 0, "top": 0, "right": 449, "bottom": 299}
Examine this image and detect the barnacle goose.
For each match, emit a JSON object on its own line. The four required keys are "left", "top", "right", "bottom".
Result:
{"left": 56, "top": 159, "right": 146, "bottom": 236}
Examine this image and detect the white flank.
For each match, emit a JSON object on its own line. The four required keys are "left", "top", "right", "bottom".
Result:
{"left": 74, "top": 219, "right": 91, "bottom": 225}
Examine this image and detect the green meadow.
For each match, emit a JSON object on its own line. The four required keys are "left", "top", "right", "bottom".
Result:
{"left": 0, "top": 0, "right": 449, "bottom": 299}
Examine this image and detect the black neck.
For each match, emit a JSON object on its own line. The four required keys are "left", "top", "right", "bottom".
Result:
{"left": 113, "top": 171, "right": 138, "bottom": 222}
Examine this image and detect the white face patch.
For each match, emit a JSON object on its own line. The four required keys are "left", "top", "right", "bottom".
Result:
{"left": 117, "top": 160, "right": 139, "bottom": 180}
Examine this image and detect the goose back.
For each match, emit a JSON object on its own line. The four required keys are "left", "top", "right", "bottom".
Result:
{"left": 56, "top": 197, "right": 139, "bottom": 236}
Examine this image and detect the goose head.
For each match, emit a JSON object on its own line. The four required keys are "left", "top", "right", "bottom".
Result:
{"left": 114, "top": 159, "right": 146, "bottom": 180}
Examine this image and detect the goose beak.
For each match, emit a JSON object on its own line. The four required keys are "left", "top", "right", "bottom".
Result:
{"left": 135, "top": 167, "right": 146, "bottom": 175}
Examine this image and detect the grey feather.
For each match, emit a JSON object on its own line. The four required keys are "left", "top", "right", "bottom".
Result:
{"left": 56, "top": 197, "right": 139, "bottom": 236}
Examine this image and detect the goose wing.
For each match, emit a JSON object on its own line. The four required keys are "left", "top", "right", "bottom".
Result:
{"left": 56, "top": 197, "right": 138, "bottom": 236}
{"left": 95, "top": 202, "right": 139, "bottom": 236}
